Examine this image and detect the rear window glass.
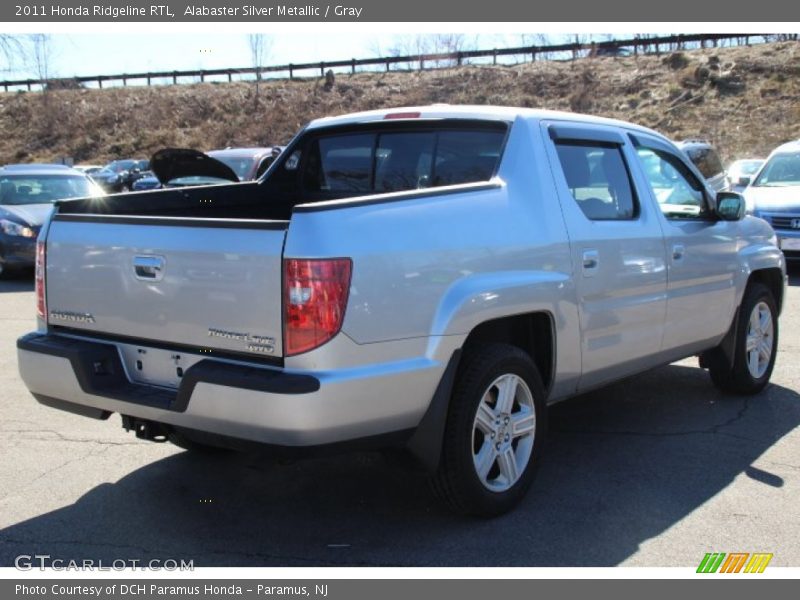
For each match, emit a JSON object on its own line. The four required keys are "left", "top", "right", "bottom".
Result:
{"left": 0, "top": 174, "right": 99, "bottom": 205}
{"left": 299, "top": 125, "right": 506, "bottom": 197}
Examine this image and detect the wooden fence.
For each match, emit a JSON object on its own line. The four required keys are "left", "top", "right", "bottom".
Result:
{"left": 0, "top": 33, "right": 775, "bottom": 92}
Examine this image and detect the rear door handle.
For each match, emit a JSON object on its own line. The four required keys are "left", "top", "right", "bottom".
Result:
{"left": 133, "top": 255, "right": 166, "bottom": 281}
{"left": 672, "top": 244, "right": 685, "bottom": 261}
{"left": 582, "top": 249, "right": 599, "bottom": 276}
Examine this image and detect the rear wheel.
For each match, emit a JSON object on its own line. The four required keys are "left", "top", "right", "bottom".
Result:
{"left": 431, "top": 344, "right": 547, "bottom": 517}
{"left": 708, "top": 283, "right": 778, "bottom": 395}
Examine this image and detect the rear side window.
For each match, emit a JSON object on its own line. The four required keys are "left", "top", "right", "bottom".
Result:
{"left": 297, "top": 125, "right": 506, "bottom": 198}
{"left": 554, "top": 142, "right": 637, "bottom": 220}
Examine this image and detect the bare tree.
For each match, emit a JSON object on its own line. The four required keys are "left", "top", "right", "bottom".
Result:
{"left": 247, "top": 33, "right": 272, "bottom": 108}
{"left": 387, "top": 34, "right": 476, "bottom": 69}
{"left": 0, "top": 34, "right": 24, "bottom": 74}
{"left": 28, "top": 34, "right": 56, "bottom": 89}
{"left": 517, "top": 33, "right": 552, "bottom": 62}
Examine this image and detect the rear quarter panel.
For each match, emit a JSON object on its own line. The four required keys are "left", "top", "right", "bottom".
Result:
{"left": 284, "top": 116, "right": 581, "bottom": 399}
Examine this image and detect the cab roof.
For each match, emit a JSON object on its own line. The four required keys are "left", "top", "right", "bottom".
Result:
{"left": 306, "top": 104, "right": 664, "bottom": 138}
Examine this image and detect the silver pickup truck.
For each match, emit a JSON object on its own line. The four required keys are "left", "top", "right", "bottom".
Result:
{"left": 17, "top": 106, "right": 786, "bottom": 516}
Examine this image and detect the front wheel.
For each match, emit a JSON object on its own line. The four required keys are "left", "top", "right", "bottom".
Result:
{"left": 431, "top": 344, "right": 547, "bottom": 517}
{"left": 708, "top": 283, "right": 778, "bottom": 395}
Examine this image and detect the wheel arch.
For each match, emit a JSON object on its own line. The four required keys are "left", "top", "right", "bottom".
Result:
{"left": 747, "top": 267, "right": 784, "bottom": 315}
{"left": 407, "top": 310, "right": 555, "bottom": 472}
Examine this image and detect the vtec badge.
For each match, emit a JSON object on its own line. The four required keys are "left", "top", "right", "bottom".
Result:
{"left": 207, "top": 328, "right": 275, "bottom": 354}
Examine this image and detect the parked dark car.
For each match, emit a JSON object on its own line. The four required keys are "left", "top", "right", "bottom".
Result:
{"left": 128, "top": 170, "right": 160, "bottom": 191}
{"left": 0, "top": 164, "right": 103, "bottom": 277}
{"left": 676, "top": 140, "right": 730, "bottom": 193}
{"left": 90, "top": 159, "right": 149, "bottom": 192}
{"left": 132, "top": 147, "right": 282, "bottom": 190}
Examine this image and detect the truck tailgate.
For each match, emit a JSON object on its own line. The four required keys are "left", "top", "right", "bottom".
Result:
{"left": 45, "top": 215, "right": 287, "bottom": 358}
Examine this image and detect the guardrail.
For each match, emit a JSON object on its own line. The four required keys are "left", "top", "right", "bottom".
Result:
{"left": 0, "top": 33, "right": 772, "bottom": 92}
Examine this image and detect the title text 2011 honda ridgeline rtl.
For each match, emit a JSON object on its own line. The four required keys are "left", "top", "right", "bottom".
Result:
{"left": 18, "top": 106, "right": 785, "bottom": 515}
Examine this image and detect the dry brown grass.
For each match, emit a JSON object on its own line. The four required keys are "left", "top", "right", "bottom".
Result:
{"left": 1, "top": 41, "right": 798, "bottom": 165}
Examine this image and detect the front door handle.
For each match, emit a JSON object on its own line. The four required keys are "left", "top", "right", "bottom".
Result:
{"left": 582, "top": 249, "right": 599, "bottom": 276}
{"left": 672, "top": 244, "right": 685, "bottom": 261}
{"left": 133, "top": 255, "right": 166, "bottom": 281}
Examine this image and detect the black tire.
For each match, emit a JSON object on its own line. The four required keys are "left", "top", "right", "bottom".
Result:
{"left": 430, "top": 343, "right": 547, "bottom": 517}
{"left": 708, "top": 283, "right": 778, "bottom": 395}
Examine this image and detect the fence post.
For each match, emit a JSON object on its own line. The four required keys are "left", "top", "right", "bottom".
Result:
{"left": 147, "top": 75, "right": 151, "bottom": 86}
{"left": 385, "top": 59, "right": 390, "bottom": 72}
{"left": 493, "top": 49, "right": 497, "bottom": 65}
{"left": 320, "top": 62, "right": 325, "bottom": 77}
{"left": 173, "top": 72, "right": 177, "bottom": 84}
{"left": 457, "top": 52, "right": 463, "bottom": 66}
{"left": 98, "top": 78, "right": 103, "bottom": 89}
{"left": 200, "top": 71, "right": 205, "bottom": 82}
{"left": 351, "top": 58, "right": 356, "bottom": 74}
{"left": 289, "top": 64, "right": 294, "bottom": 79}
{"left": 228, "top": 72, "right": 232, "bottom": 82}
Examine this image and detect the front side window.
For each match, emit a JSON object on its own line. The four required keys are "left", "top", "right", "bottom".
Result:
{"left": 635, "top": 147, "right": 710, "bottom": 219}
{"left": 555, "top": 142, "right": 637, "bottom": 220}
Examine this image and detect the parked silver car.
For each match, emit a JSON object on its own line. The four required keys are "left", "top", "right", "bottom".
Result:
{"left": 727, "top": 158, "right": 765, "bottom": 192}
{"left": 744, "top": 139, "right": 800, "bottom": 262}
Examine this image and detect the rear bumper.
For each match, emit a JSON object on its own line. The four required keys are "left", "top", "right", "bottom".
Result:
{"left": 17, "top": 332, "right": 443, "bottom": 448}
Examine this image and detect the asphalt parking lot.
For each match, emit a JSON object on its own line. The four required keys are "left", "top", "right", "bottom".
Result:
{"left": 1, "top": 269, "right": 799, "bottom": 567}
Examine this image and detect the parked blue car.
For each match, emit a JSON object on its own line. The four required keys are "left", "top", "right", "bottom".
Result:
{"left": 0, "top": 164, "right": 103, "bottom": 277}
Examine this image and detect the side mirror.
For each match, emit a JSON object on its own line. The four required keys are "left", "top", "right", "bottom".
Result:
{"left": 716, "top": 192, "right": 746, "bottom": 221}
{"left": 737, "top": 176, "right": 751, "bottom": 187}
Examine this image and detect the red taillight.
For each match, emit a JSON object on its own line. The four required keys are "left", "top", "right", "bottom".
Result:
{"left": 283, "top": 258, "right": 352, "bottom": 356}
{"left": 384, "top": 111, "right": 421, "bottom": 119}
{"left": 35, "top": 240, "right": 46, "bottom": 320}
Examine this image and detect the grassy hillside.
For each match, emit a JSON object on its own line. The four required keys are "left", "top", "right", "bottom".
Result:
{"left": 0, "top": 41, "right": 798, "bottom": 165}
